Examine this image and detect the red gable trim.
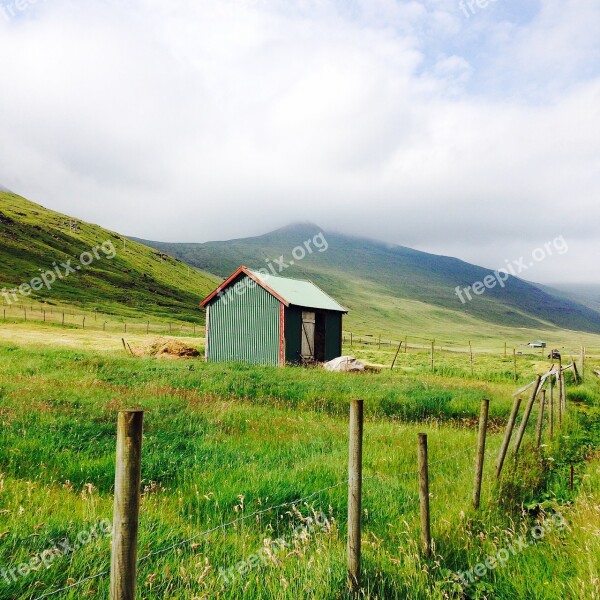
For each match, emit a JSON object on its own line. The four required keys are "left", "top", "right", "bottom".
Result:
{"left": 279, "top": 302, "right": 285, "bottom": 366}
{"left": 199, "top": 265, "right": 290, "bottom": 308}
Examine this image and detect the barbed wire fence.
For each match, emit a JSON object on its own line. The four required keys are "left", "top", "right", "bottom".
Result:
{"left": 29, "top": 423, "right": 498, "bottom": 600}
{"left": 0, "top": 300, "right": 204, "bottom": 338}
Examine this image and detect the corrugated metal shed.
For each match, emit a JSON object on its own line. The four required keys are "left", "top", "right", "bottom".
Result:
{"left": 200, "top": 266, "right": 347, "bottom": 366}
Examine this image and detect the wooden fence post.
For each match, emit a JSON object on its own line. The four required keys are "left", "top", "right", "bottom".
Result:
{"left": 557, "top": 374, "right": 562, "bottom": 428}
{"left": 469, "top": 342, "right": 474, "bottom": 376}
{"left": 580, "top": 346, "right": 585, "bottom": 381}
{"left": 557, "top": 356, "right": 563, "bottom": 416}
{"left": 418, "top": 433, "right": 431, "bottom": 558}
{"left": 62, "top": 312, "right": 65, "bottom": 326}
{"left": 549, "top": 378, "right": 554, "bottom": 440}
{"left": 473, "top": 399, "right": 489, "bottom": 509}
{"left": 110, "top": 410, "right": 144, "bottom": 600}
{"left": 572, "top": 359, "right": 580, "bottom": 384}
{"left": 404, "top": 336, "right": 407, "bottom": 353}
{"left": 513, "top": 375, "right": 542, "bottom": 457}
{"left": 430, "top": 341, "right": 435, "bottom": 372}
{"left": 350, "top": 332, "right": 353, "bottom": 347}
{"left": 390, "top": 342, "right": 403, "bottom": 370}
{"left": 496, "top": 396, "right": 522, "bottom": 479}
{"left": 535, "top": 390, "right": 546, "bottom": 448}
{"left": 504, "top": 342, "right": 507, "bottom": 358}
{"left": 347, "top": 399, "right": 363, "bottom": 594}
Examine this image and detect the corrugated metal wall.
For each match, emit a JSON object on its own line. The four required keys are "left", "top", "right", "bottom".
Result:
{"left": 207, "top": 275, "right": 281, "bottom": 365}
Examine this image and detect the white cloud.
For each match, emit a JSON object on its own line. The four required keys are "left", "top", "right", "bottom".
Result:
{"left": 0, "top": 0, "right": 598, "bottom": 282}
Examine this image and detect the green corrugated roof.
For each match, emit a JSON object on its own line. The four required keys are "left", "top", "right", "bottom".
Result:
{"left": 250, "top": 270, "right": 347, "bottom": 313}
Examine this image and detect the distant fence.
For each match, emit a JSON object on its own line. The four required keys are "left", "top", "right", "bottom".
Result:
{"left": 0, "top": 302, "right": 204, "bottom": 338}
{"left": 29, "top": 367, "right": 580, "bottom": 599}
{"left": 342, "top": 331, "right": 594, "bottom": 379}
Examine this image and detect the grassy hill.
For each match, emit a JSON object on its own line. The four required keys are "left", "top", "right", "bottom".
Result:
{"left": 0, "top": 192, "right": 219, "bottom": 321}
{"left": 133, "top": 223, "right": 600, "bottom": 339}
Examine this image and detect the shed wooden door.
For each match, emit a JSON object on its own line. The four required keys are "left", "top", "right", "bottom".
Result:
{"left": 301, "top": 311, "right": 315, "bottom": 358}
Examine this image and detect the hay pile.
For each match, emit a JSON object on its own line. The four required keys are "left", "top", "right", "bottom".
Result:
{"left": 131, "top": 337, "right": 200, "bottom": 359}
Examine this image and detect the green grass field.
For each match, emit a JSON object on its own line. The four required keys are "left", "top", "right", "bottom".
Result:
{"left": 0, "top": 320, "right": 598, "bottom": 599}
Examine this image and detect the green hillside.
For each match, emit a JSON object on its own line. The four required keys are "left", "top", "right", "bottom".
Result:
{"left": 0, "top": 192, "right": 219, "bottom": 321}
{"left": 133, "top": 223, "right": 600, "bottom": 338}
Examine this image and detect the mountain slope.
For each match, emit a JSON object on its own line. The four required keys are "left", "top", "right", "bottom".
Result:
{"left": 543, "top": 283, "right": 600, "bottom": 314}
{"left": 0, "top": 192, "right": 219, "bottom": 320}
{"left": 133, "top": 223, "right": 600, "bottom": 335}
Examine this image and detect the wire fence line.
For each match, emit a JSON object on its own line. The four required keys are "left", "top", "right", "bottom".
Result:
{"left": 33, "top": 570, "right": 110, "bottom": 600}
{"left": 341, "top": 329, "right": 598, "bottom": 358}
{"left": 1, "top": 302, "right": 204, "bottom": 338}
{"left": 30, "top": 446, "right": 482, "bottom": 599}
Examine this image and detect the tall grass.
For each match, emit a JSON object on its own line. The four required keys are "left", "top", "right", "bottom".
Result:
{"left": 0, "top": 343, "right": 597, "bottom": 599}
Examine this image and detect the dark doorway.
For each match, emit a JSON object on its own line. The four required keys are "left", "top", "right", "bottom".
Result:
{"left": 315, "top": 312, "right": 326, "bottom": 362}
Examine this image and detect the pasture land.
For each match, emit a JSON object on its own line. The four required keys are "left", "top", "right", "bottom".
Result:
{"left": 0, "top": 319, "right": 598, "bottom": 599}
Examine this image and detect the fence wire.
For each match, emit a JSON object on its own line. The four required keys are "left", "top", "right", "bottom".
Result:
{"left": 31, "top": 444, "right": 483, "bottom": 599}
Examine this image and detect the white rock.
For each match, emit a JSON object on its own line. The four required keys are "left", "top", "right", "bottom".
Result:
{"left": 323, "top": 356, "right": 365, "bottom": 372}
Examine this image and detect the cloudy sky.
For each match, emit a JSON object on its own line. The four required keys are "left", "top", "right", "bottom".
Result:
{"left": 1, "top": 0, "right": 599, "bottom": 283}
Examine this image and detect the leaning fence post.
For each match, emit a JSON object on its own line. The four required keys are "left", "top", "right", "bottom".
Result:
{"left": 513, "top": 375, "right": 542, "bottom": 458}
{"left": 473, "top": 399, "right": 489, "bottom": 509}
{"left": 496, "top": 396, "right": 522, "bottom": 479}
{"left": 418, "top": 433, "right": 432, "bottom": 558}
{"left": 347, "top": 399, "right": 363, "bottom": 594}
{"left": 390, "top": 342, "right": 403, "bottom": 370}
{"left": 110, "top": 410, "right": 144, "bottom": 600}
{"left": 558, "top": 357, "right": 567, "bottom": 414}
{"left": 535, "top": 390, "right": 546, "bottom": 448}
